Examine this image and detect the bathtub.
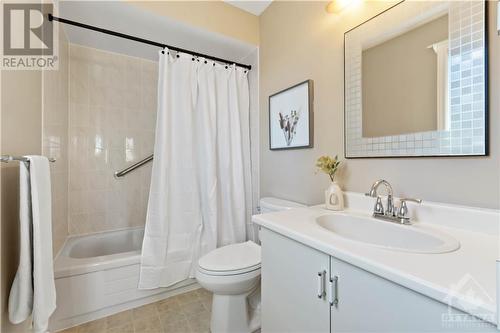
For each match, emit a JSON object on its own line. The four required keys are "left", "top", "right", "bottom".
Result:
{"left": 50, "top": 227, "right": 198, "bottom": 332}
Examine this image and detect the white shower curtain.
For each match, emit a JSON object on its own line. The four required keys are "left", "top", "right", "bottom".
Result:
{"left": 139, "top": 50, "right": 251, "bottom": 289}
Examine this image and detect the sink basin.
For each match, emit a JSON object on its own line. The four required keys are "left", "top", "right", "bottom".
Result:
{"left": 316, "top": 213, "right": 460, "bottom": 254}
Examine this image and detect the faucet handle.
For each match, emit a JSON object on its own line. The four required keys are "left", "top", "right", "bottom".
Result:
{"left": 399, "top": 198, "right": 422, "bottom": 204}
{"left": 386, "top": 194, "right": 394, "bottom": 216}
{"left": 374, "top": 196, "right": 384, "bottom": 214}
{"left": 397, "top": 198, "right": 422, "bottom": 219}
{"left": 365, "top": 190, "right": 376, "bottom": 197}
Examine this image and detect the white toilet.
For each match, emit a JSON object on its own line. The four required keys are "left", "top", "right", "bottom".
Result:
{"left": 196, "top": 197, "right": 305, "bottom": 333}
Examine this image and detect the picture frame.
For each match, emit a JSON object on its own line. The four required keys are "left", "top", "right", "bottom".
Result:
{"left": 269, "top": 80, "right": 314, "bottom": 150}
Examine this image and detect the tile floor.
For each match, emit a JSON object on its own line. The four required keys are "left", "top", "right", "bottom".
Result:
{"left": 59, "top": 289, "right": 212, "bottom": 333}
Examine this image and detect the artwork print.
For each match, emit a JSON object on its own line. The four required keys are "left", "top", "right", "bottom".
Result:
{"left": 269, "top": 80, "right": 313, "bottom": 150}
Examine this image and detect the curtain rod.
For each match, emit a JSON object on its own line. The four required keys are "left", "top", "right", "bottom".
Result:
{"left": 48, "top": 14, "right": 252, "bottom": 70}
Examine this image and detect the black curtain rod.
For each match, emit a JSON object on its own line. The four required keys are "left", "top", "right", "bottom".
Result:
{"left": 48, "top": 14, "right": 252, "bottom": 70}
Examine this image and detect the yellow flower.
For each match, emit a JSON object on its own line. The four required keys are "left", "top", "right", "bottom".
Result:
{"left": 316, "top": 155, "right": 341, "bottom": 182}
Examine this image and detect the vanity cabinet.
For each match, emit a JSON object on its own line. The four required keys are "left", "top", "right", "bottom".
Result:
{"left": 260, "top": 227, "right": 330, "bottom": 332}
{"left": 260, "top": 228, "right": 497, "bottom": 333}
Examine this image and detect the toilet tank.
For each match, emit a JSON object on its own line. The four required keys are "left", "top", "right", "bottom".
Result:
{"left": 252, "top": 197, "right": 305, "bottom": 244}
{"left": 259, "top": 197, "right": 305, "bottom": 214}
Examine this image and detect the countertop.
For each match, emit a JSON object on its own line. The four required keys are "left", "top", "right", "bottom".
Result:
{"left": 252, "top": 203, "right": 498, "bottom": 325}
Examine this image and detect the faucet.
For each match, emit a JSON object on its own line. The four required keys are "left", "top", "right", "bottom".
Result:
{"left": 365, "top": 179, "right": 422, "bottom": 225}
{"left": 365, "top": 179, "right": 394, "bottom": 215}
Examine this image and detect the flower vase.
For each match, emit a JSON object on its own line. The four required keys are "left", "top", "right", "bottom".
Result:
{"left": 325, "top": 181, "right": 344, "bottom": 211}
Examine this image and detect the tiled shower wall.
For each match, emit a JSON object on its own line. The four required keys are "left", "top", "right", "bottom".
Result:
{"left": 43, "top": 27, "right": 69, "bottom": 255}
{"left": 68, "top": 44, "right": 157, "bottom": 235}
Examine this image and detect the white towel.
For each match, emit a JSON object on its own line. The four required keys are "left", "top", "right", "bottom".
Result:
{"left": 30, "top": 156, "right": 56, "bottom": 332}
{"left": 8, "top": 160, "right": 33, "bottom": 324}
{"left": 8, "top": 156, "right": 56, "bottom": 333}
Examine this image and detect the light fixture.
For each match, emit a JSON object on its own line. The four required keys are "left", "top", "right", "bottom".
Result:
{"left": 325, "top": 0, "right": 361, "bottom": 14}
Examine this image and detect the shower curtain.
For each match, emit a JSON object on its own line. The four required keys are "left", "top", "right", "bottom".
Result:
{"left": 139, "top": 50, "right": 251, "bottom": 289}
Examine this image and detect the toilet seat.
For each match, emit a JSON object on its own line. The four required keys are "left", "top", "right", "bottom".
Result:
{"left": 198, "top": 241, "right": 261, "bottom": 276}
{"left": 198, "top": 264, "right": 261, "bottom": 276}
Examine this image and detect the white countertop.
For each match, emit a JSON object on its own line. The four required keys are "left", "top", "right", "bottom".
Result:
{"left": 252, "top": 195, "right": 499, "bottom": 325}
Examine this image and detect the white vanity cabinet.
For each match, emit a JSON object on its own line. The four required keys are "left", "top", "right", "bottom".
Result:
{"left": 260, "top": 226, "right": 330, "bottom": 332}
{"left": 260, "top": 228, "right": 497, "bottom": 333}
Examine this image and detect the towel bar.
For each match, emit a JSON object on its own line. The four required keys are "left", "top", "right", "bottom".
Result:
{"left": 1, "top": 155, "right": 56, "bottom": 163}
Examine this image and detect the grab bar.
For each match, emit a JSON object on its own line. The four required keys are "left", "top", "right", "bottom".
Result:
{"left": 114, "top": 154, "right": 153, "bottom": 178}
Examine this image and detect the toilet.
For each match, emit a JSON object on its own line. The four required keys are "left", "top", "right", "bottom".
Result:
{"left": 196, "top": 197, "right": 305, "bottom": 333}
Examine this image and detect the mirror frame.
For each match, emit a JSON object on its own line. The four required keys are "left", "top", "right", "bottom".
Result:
{"left": 343, "top": 0, "right": 489, "bottom": 159}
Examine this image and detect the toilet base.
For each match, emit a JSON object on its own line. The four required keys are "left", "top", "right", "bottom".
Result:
{"left": 210, "top": 284, "right": 261, "bottom": 333}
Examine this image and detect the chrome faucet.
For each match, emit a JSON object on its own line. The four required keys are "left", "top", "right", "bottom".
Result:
{"left": 365, "top": 179, "right": 394, "bottom": 215}
{"left": 365, "top": 180, "right": 422, "bottom": 225}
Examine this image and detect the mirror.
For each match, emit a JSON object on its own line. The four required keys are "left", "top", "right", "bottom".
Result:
{"left": 344, "top": 1, "right": 488, "bottom": 158}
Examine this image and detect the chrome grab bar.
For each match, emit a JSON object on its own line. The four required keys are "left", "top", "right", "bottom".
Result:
{"left": 114, "top": 154, "right": 153, "bottom": 178}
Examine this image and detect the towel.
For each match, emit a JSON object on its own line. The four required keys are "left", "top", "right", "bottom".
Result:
{"left": 8, "top": 156, "right": 56, "bottom": 333}
{"left": 8, "top": 159, "right": 33, "bottom": 324}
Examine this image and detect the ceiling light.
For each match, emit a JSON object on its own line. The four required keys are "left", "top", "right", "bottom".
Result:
{"left": 325, "top": 0, "right": 361, "bottom": 14}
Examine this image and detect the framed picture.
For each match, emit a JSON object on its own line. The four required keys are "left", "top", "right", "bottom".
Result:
{"left": 269, "top": 80, "right": 314, "bottom": 150}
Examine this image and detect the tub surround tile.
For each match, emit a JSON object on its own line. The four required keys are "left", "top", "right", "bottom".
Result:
{"left": 43, "top": 25, "right": 69, "bottom": 256}
{"left": 69, "top": 60, "right": 89, "bottom": 105}
{"left": 68, "top": 44, "right": 157, "bottom": 235}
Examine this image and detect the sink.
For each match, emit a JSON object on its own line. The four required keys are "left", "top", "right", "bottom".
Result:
{"left": 316, "top": 213, "right": 460, "bottom": 254}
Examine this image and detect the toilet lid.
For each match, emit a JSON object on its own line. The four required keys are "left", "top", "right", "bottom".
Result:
{"left": 198, "top": 241, "right": 261, "bottom": 273}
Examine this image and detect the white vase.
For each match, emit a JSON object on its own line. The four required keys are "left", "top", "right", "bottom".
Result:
{"left": 325, "top": 181, "right": 344, "bottom": 211}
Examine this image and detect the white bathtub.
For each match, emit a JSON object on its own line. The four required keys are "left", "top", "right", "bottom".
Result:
{"left": 54, "top": 227, "right": 144, "bottom": 278}
{"left": 50, "top": 227, "right": 198, "bottom": 332}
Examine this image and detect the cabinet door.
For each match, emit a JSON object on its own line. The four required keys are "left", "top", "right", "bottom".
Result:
{"left": 329, "top": 257, "right": 497, "bottom": 332}
{"left": 261, "top": 228, "right": 330, "bottom": 333}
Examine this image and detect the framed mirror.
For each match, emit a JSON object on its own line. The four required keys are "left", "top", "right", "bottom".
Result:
{"left": 344, "top": 1, "right": 488, "bottom": 158}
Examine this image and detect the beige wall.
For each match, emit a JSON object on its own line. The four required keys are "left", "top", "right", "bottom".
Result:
{"left": 259, "top": 1, "right": 499, "bottom": 209}
{"left": 1, "top": 21, "right": 68, "bottom": 333}
{"left": 68, "top": 44, "right": 156, "bottom": 235}
{"left": 129, "top": 1, "right": 260, "bottom": 46}
{"left": 1, "top": 70, "right": 42, "bottom": 332}
{"left": 362, "top": 15, "right": 448, "bottom": 137}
